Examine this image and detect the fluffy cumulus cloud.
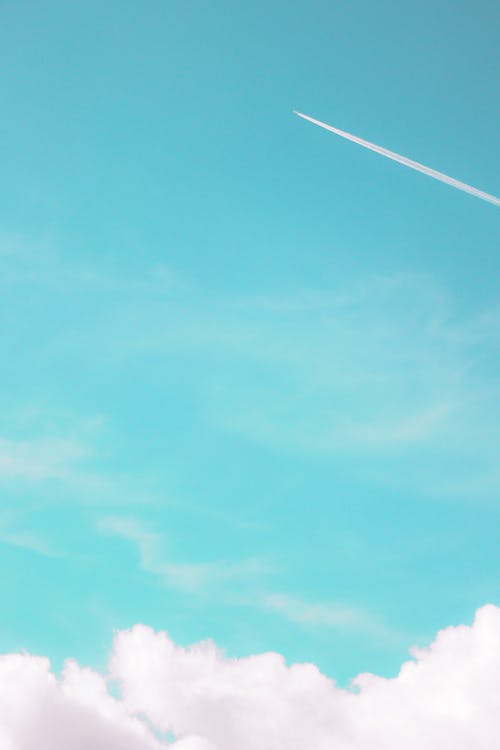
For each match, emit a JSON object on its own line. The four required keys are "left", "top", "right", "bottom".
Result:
{"left": 0, "top": 605, "right": 499, "bottom": 749}
{"left": 0, "top": 654, "right": 162, "bottom": 750}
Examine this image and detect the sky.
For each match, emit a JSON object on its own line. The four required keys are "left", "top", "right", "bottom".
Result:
{"left": 0, "top": 1, "right": 499, "bottom": 745}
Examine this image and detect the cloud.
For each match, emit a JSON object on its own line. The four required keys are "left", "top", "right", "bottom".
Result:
{"left": 261, "top": 593, "right": 393, "bottom": 639}
{"left": 0, "top": 414, "right": 157, "bottom": 509}
{"left": 4, "top": 257, "right": 500, "bottom": 500}
{"left": 79, "top": 269, "right": 497, "bottom": 494}
{"left": 0, "top": 509, "right": 54, "bottom": 556}
{"left": 99, "top": 516, "right": 268, "bottom": 594}
{"left": 0, "top": 653, "right": 163, "bottom": 750}
{"left": 0, "top": 409, "right": 105, "bottom": 488}
{"left": 0, "top": 605, "right": 499, "bottom": 749}
{"left": 0, "top": 436, "right": 87, "bottom": 481}
{"left": 0, "top": 529, "right": 53, "bottom": 556}
{"left": 0, "top": 232, "right": 184, "bottom": 293}
{"left": 338, "top": 402, "right": 453, "bottom": 449}
{"left": 99, "top": 517, "right": 391, "bottom": 640}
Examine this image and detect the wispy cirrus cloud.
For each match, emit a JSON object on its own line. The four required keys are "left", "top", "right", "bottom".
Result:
{"left": 261, "top": 592, "right": 396, "bottom": 640}
{"left": 98, "top": 516, "right": 269, "bottom": 595}
{"left": 98, "top": 516, "right": 393, "bottom": 641}
{"left": 0, "top": 436, "right": 88, "bottom": 481}
{"left": 0, "top": 413, "right": 159, "bottom": 512}
{"left": 0, "top": 232, "right": 184, "bottom": 292}
{"left": 2, "top": 233, "right": 499, "bottom": 501}
{"left": 0, "top": 511, "right": 55, "bottom": 556}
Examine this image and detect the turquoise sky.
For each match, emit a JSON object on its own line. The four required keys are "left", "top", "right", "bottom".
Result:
{"left": 0, "top": 0, "right": 499, "bottom": 683}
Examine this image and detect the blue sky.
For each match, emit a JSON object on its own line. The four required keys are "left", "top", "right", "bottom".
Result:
{"left": 0, "top": 0, "right": 499, "bottom": 684}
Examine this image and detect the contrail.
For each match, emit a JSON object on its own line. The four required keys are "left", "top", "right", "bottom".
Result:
{"left": 294, "top": 111, "right": 500, "bottom": 207}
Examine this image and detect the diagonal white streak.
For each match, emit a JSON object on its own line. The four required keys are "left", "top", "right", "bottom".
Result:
{"left": 294, "top": 111, "right": 500, "bottom": 207}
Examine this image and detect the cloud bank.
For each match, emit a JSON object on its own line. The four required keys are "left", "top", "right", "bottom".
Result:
{"left": 0, "top": 605, "right": 499, "bottom": 749}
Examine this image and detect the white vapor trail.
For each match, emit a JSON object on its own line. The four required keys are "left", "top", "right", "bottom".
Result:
{"left": 294, "top": 111, "right": 500, "bottom": 207}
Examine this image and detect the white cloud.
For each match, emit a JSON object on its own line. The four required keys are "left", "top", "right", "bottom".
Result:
{"left": 0, "top": 605, "right": 499, "bottom": 749}
{"left": 0, "top": 509, "right": 53, "bottom": 556}
{"left": 261, "top": 592, "right": 393, "bottom": 639}
{"left": 0, "top": 416, "right": 156, "bottom": 509}
{"left": 0, "top": 653, "right": 163, "bottom": 750}
{"left": 0, "top": 232, "right": 184, "bottom": 293}
{"left": 0, "top": 436, "right": 86, "bottom": 481}
{"left": 4, "top": 267, "right": 499, "bottom": 500}
{"left": 0, "top": 529, "right": 53, "bottom": 556}
{"left": 338, "top": 402, "right": 453, "bottom": 449}
{"left": 99, "top": 518, "right": 391, "bottom": 640}
{"left": 99, "top": 516, "right": 268, "bottom": 593}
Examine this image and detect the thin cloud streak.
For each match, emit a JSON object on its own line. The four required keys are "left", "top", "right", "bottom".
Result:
{"left": 99, "top": 518, "right": 391, "bottom": 639}
{"left": 294, "top": 111, "right": 500, "bottom": 206}
{"left": 261, "top": 592, "right": 400, "bottom": 642}
{"left": 99, "top": 516, "right": 269, "bottom": 594}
